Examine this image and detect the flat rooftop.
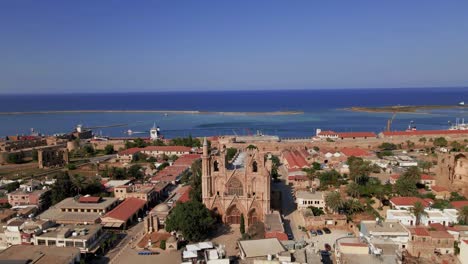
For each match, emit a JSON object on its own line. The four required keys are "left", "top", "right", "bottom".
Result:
{"left": 361, "top": 220, "right": 408, "bottom": 234}
{"left": 264, "top": 212, "right": 284, "bottom": 233}
{"left": 296, "top": 190, "right": 323, "bottom": 200}
{"left": 0, "top": 245, "right": 80, "bottom": 264}
{"left": 238, "top": 238, "right": 286, "bottom": 258}
{"left": 55, "top": 197, "right": 119, "bottom": 210}
{"left": 36, "top": 224, "right": 101, "bottom": 240}
{"left": 39, "top": 208, "right": 101, "bottom": 223}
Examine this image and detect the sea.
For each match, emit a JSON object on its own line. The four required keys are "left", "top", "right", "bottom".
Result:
{"left": 0, "top": 88, "right": 467, "bottom": 138}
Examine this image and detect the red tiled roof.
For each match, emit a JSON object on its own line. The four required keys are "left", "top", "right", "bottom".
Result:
{"left": 338, "top": 132, "right": 376, "bottom": 138}
{"left": 431, "top": 185, "right": 448, "bottom": 192}
{"left": 0, "top": 198, "right": 8, "bottom": 204}
{"left": 420, "top": 174, "right": 434, "bottom": 180}
{"left": 382, "top": 130, "right": 468, "bottom": 136}
{"left": 429, "top": 231, "right": 453, "bottom": 239}
{"left": 283, "top": 150, "right": 309, "bottom": 169}
{"left": 172, "top": 154, "right": 201, "bottom": 167}
{"left": 103, "top": 198, "right": 146, "bottom": 222}
{"left": 142, "top": 146, "right": 192, "bottom": 152}
{"left": 340, "top": 147, "right": 371, "bottom": 157}
{"left": 176, "top": 186, "right": 192, "bottom": 203}
{"left": 463, "top": 240, "right": 468, "bottom": 245}
{"left": 340, "top": 242, "right": 368, "bottom": 247}
{"left": 410, "top": 227, "right": 430, "bottom": 236}
{"left": 288, "top": 175, "right": 307, "bottom": 181}
{"left": 151, "top": 166, "right": 188, "bottom": 182}
{"left": 118, "top": 147, "right": 141, "bottom": 156}
{"left": 265, "top": 231, "right": 289, "bottom": 241}
{"left": 318, "top": 130, "right": 337, "bottom": 136}
{"left": 429, "top": 223, "right": 446, "bottom": 231}
{"left": 78, "top": 196, "right": 101, "bottom": 203}
{"left": 390, "top": 197, "right": 432, "bottom": 207}
{"left": 450, "top": 201, "right": 468, "bottom": 209}
{"left": 390, "top": 174, "right": 400, "bottom": 180}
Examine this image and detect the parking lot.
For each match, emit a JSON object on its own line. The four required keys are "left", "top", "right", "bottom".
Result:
{"left": 306, "top": 229, "right": 352, "bottom": 251}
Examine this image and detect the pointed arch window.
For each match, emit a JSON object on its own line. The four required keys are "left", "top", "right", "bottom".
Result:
{"left": 252, "top": 161, "right": 258, "bottom": 173}
{"left": 227, "top": 178, "right": 243, "bottom": 196}
{"left": 213, "top": 160, "right": 219, "bottom": 172}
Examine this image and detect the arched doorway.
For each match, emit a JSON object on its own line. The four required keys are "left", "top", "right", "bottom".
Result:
{"left": 211, "top": 207, "right": 222, "bottom": 223}
{"left": 248, "top": 208, "right": 258, "bottom": 226}
{"left": 226, "top": 205, "right": 241, "bottom": 224}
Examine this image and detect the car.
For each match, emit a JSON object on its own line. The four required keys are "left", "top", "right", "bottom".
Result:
{"left": 310, "top": 230, "right": 317, "bottom": 236}
{"left": 287, "top": 233, "right": 294, "bottom": 240}
{"left": 316, "top": 229, "right": 323, "bottom": 235}
{"left": 323, "top": 227, "right": 331, "bottom": 234}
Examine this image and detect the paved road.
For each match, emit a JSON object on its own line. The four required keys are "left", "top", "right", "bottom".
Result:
{"left": 107, "top": 221, "right": 145, "bottom": 264}
{"left": 272, "top": 180, "right": 306, "bottom": 241}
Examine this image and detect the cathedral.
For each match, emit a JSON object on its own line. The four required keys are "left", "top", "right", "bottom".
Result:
{"left": 201, "top": 138, "right": 272, "bottom": 226}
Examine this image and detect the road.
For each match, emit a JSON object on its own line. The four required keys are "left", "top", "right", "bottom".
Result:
{"left": 106, "top": 221, "right": 145, "bottom": 264}
{"left": 272, "top": 179, "right": 306, "bottom": 241}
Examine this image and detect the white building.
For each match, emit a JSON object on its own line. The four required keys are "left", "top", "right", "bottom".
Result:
{"left": 386, "top": 209, "right": 458, "bottom": 227}
{"left": 360, "top": 220, "right": 410, "bottom": 250}
{"left": 295, "top": 190, "right": 326, "bottom": 210}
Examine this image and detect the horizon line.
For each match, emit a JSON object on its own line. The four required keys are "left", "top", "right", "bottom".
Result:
{"left": 0, "top": 86, "right": 467, "bottom": 95}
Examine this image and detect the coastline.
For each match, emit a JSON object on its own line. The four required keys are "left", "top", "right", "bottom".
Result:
{"left": 0, "top": 110, "right": 304, "bottom": 116}
{"left": 344, "top": 105, "right": 466, "bottom": 114}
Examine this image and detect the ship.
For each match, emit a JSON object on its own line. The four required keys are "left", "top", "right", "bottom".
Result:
{"left": 448, "top": 118, "right": 468, "bottom": 130}
{"left": 459, "top": 101, "right": 465, "bottom": 106}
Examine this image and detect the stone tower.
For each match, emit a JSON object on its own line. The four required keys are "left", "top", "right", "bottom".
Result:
{"left": 201, "top": 141, "right": 272, "bottom": 227}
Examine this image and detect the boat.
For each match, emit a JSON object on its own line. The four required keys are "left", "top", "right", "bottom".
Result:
{"left": 459, "top": 101, "right": 465, "bottom": 106}
{"left": 448, "top": 118, "right": 468, "bottom": 130}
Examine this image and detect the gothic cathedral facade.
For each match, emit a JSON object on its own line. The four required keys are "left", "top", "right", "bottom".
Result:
{"left": 201, "top": 139, "right": 272, "bottom": 226}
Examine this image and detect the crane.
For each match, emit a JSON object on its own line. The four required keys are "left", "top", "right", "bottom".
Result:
{"left": 386, "top": 112, "right": 397, "bottom": 132}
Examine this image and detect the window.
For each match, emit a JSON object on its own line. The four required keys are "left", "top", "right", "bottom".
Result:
{"left": 252, "top": 161, "right": 258, "bottom": 172}
{"left": 48, "top": 240, "right": 56, "bottom": 246}
{"left": 66, "top": 241, "right": 74, "bottom": 247}
{"left": 75, "top": 241, "right": 84, "bottom": 248}
{"left": 37, "top": 239, "right": 46, "bottom": 245}
{"left": 227, "top": 178, "right": 243, "bottom": 196}
{"left": 213, "top": 161, "right": 219, "bottom": 172}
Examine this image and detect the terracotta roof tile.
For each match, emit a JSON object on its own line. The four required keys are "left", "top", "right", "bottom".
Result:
{"left": 450, "top": 201, "right": 468, "bottom": 209}
{"left": 118, "top": 147, "right": 141, "bottom": 156}
{"left": 390, "top": 197, "right": 432, "bottom": 207}
{"left": 78, "top": 196, "right": 101, "bottom": 203}
{"left": 340, "top": 147, "right": 371, "bottom": 157}
{"left": 142, "top": 146, "right": 192, "bottom": 152}
{"left": 103, "top": 198, "right": 146, "bottom": 222}
{"left": 431, "top": 185, "right": 449, "bottom": 192}
{"left": 265, "top": 231, "right": 289, "bottom": 241}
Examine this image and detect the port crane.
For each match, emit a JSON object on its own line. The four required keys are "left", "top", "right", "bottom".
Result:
{"left": 386, "top": 111, "right": 397, "bottom": 132}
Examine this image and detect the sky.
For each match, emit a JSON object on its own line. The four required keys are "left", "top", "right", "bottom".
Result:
{"left": 0, "top": 0, "right": 467, "bottom": 94}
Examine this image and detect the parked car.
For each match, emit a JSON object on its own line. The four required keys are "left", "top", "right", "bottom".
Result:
{"left": 323, "top": 227, "right": 331, "bottom": 234}
{"left": 287, "top": 233, "right": 294, "bottom": 240}
{"left": 316, "top": 229, "right": 323, "bottom": 235}
{"left": 310, "top": 230, "right": 317, "bottom": 236}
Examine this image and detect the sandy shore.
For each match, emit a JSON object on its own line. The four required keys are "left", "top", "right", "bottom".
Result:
{"left": 345, "top": 105, "right": 466, "bottom": 114}
{"left": 0, "top": 110, "right": 304, "bottom": 116}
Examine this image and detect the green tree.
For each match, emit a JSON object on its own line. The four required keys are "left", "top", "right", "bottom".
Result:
{"left": 344, "top": 199, "right": 365, "bottom": 216}
{"left": 347, "top": 156, "right": 372, "bottom": 185}
{"left": 7, "top": 152, "right": 25, "bottom": 164}
{"left": 128, "top": 164, "right": 144, "bottom": 180}
{"left": 419, "top": 161, "right": 432, "bottom": 173}
{"left": 226, "top": 148, "right": 237, "bottom": 161}
{"left": 419, "top": 137, "right": 427, "bottom": 145}
{"left": 32, "top": 150, "right": 38, "bottom": 161}
{"left": 450, "top": 192, "right": 467, "bottom": 201}
{"left": 50, "top": 173, "right": 74, "bottom": 204}
{"left": 450, "top": 141, "right": 462, "bottom": 152}
{"left": 104, "top": 144, "right": 115, "bottom": 155}
{"left": 318, "top": 170, "right": 341, "bottom": 187}
{"left": 71, "top": 174, "right": 86, "bottom": 195}
{"left": 325, "top": 191, "right": 344, "bottom": 214}
{"left": 410, "top": 201, "right": 427, "bottom": 226}
{"left": 240, "top": 214, "right": 245, "bottom": 234}
{"left": 4, "top": 182, "right": 20, "bottom": 192}
{"left": 165, "top": 200, "right": 215, "bottom": 242}
{"left": 346, "top": 182, "right": 361, "bottom": 198}
{"left": 379, "top": 142, "right": 397, "bottom": 150}
{"left": 160, "top": 240, "right": 166, "bottom": 250}
{"left": 152, "top": 139, "right": 166, "bottom": 146}
{"left": 312, "top": 162, "right": 322, "bottom": 171}
{"left": 433, "top": 137, "right": 448, "bottom": 147}
{"left": 458, "top": 206, "right": 468, "bottom": 225}
{"left": 246, "top": 144, "right": 258, "bottom": 150}
{"left": 307, "top": 206, "right": 325, "bottom": 216}
{"left": 189, "top": 159, "right": 202, "bottom": 202}
{"left": 395, "top": 168, "right": 420, "bottom": 196}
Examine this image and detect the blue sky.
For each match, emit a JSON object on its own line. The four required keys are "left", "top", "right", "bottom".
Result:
{"left": 0, "top": 0, "right": 467, "bottom": 93}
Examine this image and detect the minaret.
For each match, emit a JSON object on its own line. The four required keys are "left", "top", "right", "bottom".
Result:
{"left": 201, "top": 137, "right": 212, "bottom": 202}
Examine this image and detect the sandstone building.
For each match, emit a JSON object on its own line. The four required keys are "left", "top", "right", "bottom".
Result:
{"left": 201, "top": 138, "right": 272, "bottom": 226}
{"left": 436, "top": 152, "right": 468, "bottom": 197}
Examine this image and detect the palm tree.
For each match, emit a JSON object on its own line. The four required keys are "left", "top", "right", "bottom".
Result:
{"left": 325, "top": 191, "right": 344, "bottom": 214}
{"left": 419, "top": 137, "right": 427, "bottom": 146}
{"left": 71, "top": 174, "right": 86, "bottom": 195}
{"left": 457, "top": 206, "right": 468, "bottom": 225}
{"left": 410, "top": 201, "right": 427, "bottom": 225}
{"left": 346, "top": 182, "right": 360, "bottom": 198}
{"left": 346, "top": 199, "right": 365, "bottom": 215}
